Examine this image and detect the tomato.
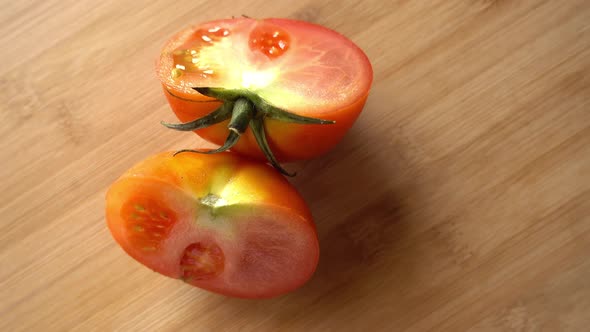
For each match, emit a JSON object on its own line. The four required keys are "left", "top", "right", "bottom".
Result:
{"left": 105, "top": 152, "right": 319, "bottom": 298}
{"left": 156, "top": 17, "right": 373, "bottom": 174}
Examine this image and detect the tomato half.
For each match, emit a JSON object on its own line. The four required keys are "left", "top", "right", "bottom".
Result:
{"left": 106, "top": 152, "right": 319, "bottom": 298}
{"left": 156, "top": 17, "right": 373, "bottom": 173}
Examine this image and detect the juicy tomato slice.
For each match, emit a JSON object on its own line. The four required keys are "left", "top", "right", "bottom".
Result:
{"left": 106, "top": 152, "right": 319, "bottom": 298}
{"left": 156, "top": 18, "right": 373, "bottom": 162}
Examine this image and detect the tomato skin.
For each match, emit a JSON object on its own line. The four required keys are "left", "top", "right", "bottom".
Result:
{"left": 157, "top": 18, "right": 373, "bottom": 162}
{"left": 106, "top": 152, "right": 319, "bottom": 298}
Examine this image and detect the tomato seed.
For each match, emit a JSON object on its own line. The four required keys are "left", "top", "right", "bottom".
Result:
{"left": 170, "top": 68, "right": 183, "bottom": 79}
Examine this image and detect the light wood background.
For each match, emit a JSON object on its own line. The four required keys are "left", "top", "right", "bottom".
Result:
{"left": 1, "top": 1, "right": 589, "bottom": 331}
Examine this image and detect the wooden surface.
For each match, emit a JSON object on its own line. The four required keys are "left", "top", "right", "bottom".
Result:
{"left": 1, "top": 1, "right": 589, "bottom": 331}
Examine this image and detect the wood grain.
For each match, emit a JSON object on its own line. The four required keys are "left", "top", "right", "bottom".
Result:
{"left": 1, "top": 0, "right": 589, "bottom": 331}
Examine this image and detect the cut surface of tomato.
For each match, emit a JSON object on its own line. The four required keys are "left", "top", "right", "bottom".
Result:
{"left": 106, "top": 152, "right": 319, "bottom": 298}
{"left": 157, "top": 17, "right": 373, "bottom": 166}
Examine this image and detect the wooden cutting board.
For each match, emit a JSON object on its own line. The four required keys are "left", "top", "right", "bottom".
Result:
{"left": 1, "top": 1, "right": 589, "bottom": 331}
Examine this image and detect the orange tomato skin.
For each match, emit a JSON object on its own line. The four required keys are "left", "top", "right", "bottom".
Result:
{"left": 163, "top": 86, "right": 370, "bottom": 162}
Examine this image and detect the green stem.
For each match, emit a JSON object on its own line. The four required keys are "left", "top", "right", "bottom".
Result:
{"left": 228, "top": 98, "right": 255, "bottom": 134}
{"left": 174, "top": 98, "right": 254, "bottom": 156}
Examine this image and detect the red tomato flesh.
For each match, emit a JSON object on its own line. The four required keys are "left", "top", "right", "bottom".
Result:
{"left": 106, "top": 152, "right": 319, "bottom": 298}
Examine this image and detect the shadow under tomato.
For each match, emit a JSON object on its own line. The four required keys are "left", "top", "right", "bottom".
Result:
{"left": 282, "top": 125, "right": 418, "bottom": 309}
{"left": 181, "top": 87, "right": 431, "bottom": 327}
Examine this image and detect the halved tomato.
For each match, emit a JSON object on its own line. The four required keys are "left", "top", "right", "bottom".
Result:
{"left": 106, "top": 152, "right": 319, "bottom": 298}
{"left": 156, "top": 17, "right": 373, "bottom": 174}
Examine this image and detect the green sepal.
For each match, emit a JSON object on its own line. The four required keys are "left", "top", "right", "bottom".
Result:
{"left": 193, "top": 87, "right": 243, "bottom": 101}
{"left": 169, "top": 87, "right": 336, "bottom": 176}
{"left": 161, "top": 102, "right": 234, "bottom": 131}
{"left": 250, "top": 116, "right": 295, "bottom": 177}
{"left": 194, "top": 87, "right": 335, "bottom": 125}
{"left": 262, "top": 103, "right": 335, "bottom": 125}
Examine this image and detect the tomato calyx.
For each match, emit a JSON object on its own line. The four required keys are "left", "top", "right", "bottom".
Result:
{"left": 161, "top": 87, "right": 335, "bottom": 176}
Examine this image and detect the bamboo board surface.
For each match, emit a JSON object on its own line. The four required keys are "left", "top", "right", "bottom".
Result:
{"left": 1, "top": 1, "right": 589, "bottom": 331}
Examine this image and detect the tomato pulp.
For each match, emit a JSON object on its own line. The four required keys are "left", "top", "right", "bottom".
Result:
{"left": 106, "top": 152, "right": 319, "bottom": 298}
{"left": 157, "top": 17, "right": 373, "bottom": 172}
